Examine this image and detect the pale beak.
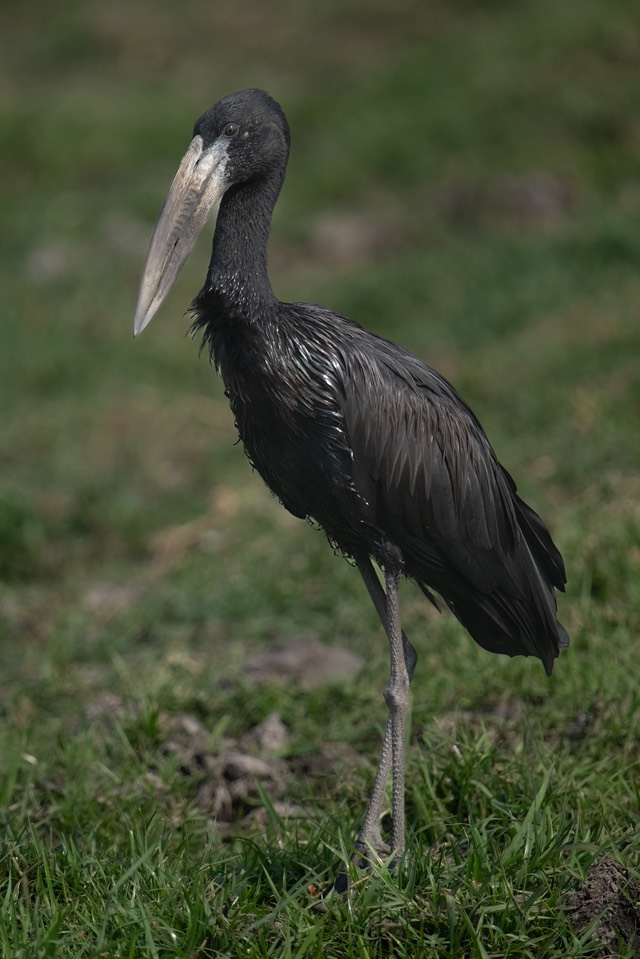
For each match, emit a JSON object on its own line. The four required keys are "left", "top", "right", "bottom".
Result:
{"left": 133, "top": 135, "right": 229, "bottom": 336}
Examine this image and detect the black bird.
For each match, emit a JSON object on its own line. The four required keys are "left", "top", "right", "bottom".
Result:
{"left": 134, "top": 88, "right": 568, "bottom": 863}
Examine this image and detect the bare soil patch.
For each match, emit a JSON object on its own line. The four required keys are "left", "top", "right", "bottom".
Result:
{"left": 566, "top": 855, "right": 640, "bottom": 958}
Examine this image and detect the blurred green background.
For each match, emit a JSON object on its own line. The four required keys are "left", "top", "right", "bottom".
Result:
{"left": 3, "top": 0, "right": 639, "bottom": 618}
{"left": 1, "top": 0, "right": 640, "bottom": 955}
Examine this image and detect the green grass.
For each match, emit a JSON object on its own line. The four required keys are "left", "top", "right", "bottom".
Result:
{"left": 1, "top": 0, "right": 640, "bottom": 955}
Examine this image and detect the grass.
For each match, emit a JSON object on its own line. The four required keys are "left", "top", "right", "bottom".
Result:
{"left": 1, "top": 0, "right": 640, "bottom": 955}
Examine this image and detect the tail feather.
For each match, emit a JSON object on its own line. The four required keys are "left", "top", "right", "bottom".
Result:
{"left": 514, "top": 494, "right": 566, "bottom": 592}
{"left": 414, "top": 499, "right": 568, "bottom": 675}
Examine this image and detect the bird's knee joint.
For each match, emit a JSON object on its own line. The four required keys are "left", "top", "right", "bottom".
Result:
{"left": 384, "top": 675, "right": 410, "bottom": 712}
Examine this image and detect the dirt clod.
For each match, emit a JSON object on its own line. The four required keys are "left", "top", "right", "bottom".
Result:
{"left": 566, "top": 855, "right": 640, "bottom": 958}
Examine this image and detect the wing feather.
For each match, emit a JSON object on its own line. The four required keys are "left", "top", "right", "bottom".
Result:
{"left": 340, "top": 332, "right": 566, "bottom": 673}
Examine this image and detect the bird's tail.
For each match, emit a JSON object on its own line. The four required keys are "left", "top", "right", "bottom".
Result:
{"left": 417, "top": 498, "right": 568, "bottom": 676}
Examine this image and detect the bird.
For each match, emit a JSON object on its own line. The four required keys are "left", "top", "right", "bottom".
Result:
{"left": 134, "top": 88, "right": 568, "bottom": 867}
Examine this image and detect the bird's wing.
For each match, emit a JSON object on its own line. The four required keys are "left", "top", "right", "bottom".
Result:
{"left": 339, "top": 336, "right": 566, "bottom": 670}
{"left": 341, "top": 337, "right": 522, "bottom": 592}
{"left": 337, "top": 330, "right": 567, "bottom": 671}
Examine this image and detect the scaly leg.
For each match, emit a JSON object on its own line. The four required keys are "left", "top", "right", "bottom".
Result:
{"left": 354, "top": 556, "right": 416, "bottom": 861}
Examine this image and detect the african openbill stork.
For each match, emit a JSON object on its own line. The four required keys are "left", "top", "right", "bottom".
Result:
{"left": 134, "top": 88, "right": 568, "bottom": 865}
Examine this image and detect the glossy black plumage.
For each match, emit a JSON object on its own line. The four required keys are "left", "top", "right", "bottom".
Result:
{"left": 135, "top": 88, "right": 568, "bottom": 861}
{"left": 192, "top": 289, "right": 567, "bottom": 675}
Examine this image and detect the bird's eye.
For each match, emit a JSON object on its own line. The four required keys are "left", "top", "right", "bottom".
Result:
{"left": 223, "top": 122, "right": 239, "bottom": 138}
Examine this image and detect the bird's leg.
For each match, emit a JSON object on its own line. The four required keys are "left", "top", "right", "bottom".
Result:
{"left": 354, "top": 556, "right": 417, "bottom": 863}
{"left": 383, "top": 564, "right": 411, "bottom": 858}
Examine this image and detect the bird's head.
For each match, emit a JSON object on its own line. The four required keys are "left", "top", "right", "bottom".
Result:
{"left": 133, "top": 88, "right": 289, "bottom": 336}
{"left": 194, "top": 89, "right": 290, "bottom": 187}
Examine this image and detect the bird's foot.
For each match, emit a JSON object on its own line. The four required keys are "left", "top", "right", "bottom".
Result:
{"left": 327, "top": 837, "right": 399, "bottom": 895}
{"left": 352, "top": 837, "right": 392, "bottom": 869}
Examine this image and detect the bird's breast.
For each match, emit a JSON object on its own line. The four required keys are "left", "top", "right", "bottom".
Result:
{"left": 209, "top": 312, "right": 384, "bottom": 555}
{"left": 223, "top": 367, "right": 376, "bottom": 549}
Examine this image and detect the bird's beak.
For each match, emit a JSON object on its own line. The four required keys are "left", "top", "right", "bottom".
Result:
{"left": 133, "top": 135, "right": 229, "bottom": 337}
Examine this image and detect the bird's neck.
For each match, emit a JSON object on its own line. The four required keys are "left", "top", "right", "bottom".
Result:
{"left": 204, "top": 175, "right": 281, "bottom": 319}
